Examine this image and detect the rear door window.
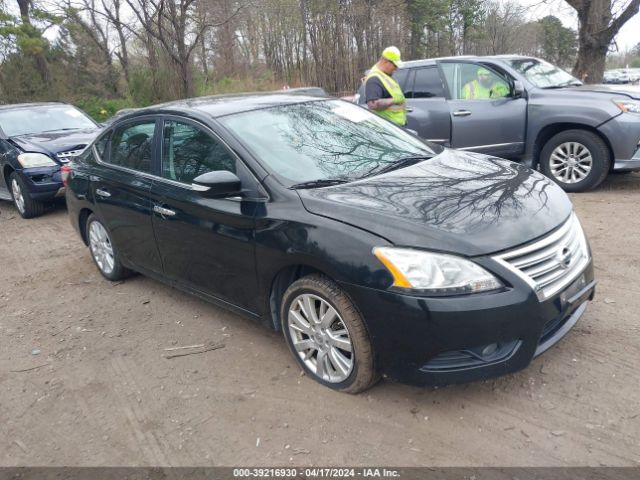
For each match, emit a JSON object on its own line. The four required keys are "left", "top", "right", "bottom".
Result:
{"left": 108, "top": 121, "right": 156, "bottom": 173}
{"left": 405, "top": 67, "right": 445, "bottom": 98}
{"left": 392, "top": 69, "right": 410, "bottom": 89}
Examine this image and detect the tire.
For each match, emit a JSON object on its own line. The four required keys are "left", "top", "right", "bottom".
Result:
{"left": 281, "top": 274, "right": 378, "bottom": 394}
{"left": 9, "top": 172, "right": 45, "bottom": 219}
{"left": 539, "top": 130, "right": 610, "bottom": 192}
{"left": 86, "top": 214, "right": 132, "bottom": 281}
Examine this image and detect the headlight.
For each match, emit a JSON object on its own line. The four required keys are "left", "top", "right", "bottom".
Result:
{"left": 612, "top": 98, "right": 640, "bottom": 114}
{"left": 373, "top": 247, "right": 503, "bottom": 295}
{"left": 17, "top": 153, "right": 57, "bottom": 168}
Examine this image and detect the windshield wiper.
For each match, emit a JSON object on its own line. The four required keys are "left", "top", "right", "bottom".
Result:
{"left": 542, "top": 81, "right": 583, "bottom": 89}
{"left": 290, "top": 178, "right": 350, "bottom": 189}
{"left": 39, "top": 128, "right": 79, "bottom": 133}
{"left": 364, "top": 155, "right": 435, "bottom": 177}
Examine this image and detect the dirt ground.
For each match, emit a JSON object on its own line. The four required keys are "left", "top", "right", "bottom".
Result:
{"left": 1, "top": 173, "right": 639, "bottom": 467}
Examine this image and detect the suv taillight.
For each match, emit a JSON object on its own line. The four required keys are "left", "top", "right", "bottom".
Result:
{"left": 60, "top": 164, "right": 73, "bottom": 187}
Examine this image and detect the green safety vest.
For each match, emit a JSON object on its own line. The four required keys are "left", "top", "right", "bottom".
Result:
{"left": 462, "top": 80, "right": 509, "bottom": 100}
{"left": 366, "top": 65, "right": 407, "bottom": 126}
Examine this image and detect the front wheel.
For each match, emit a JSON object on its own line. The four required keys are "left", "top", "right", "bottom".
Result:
{"left": 539, "top": 130, "right": 610, "bottom": 192}
{"left": 281, "top": 274, "right": 378, "bottom": 394}
{"left": 10, "top": 172, "right": 45, "bottom": 218}
{"left": 86, "top": 214, "right": 132, "bottom": 281}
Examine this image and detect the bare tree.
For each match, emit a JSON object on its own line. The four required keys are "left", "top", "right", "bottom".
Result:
{"left": 124, "top": 0, "right": 245, "bottom": 97}
{"left": 565, "top": 0, "right": 640, "bottom": 83}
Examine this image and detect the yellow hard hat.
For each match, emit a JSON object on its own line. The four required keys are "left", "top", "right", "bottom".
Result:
{"left": 382, "top": 46, "right": 403, "bottom": 67}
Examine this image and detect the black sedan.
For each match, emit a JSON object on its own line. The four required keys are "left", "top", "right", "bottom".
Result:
{"left": 65, "top": 93, "right": 596, "bottom": 393}
{"left": 0, "top": 102, "right": 99, "bottom": 218}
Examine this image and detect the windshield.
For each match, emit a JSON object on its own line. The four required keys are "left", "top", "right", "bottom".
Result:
{"left": 0, "top": 105, "right": 96, "bottom": 137}
{"left": 220, "top": 100, "right": 440, "bottom": 184}
{"left": 507, "top": 58, "right": 581, "bottom": 88}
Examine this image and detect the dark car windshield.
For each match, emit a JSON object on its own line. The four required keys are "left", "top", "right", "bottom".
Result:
{"left": 507, "top": 58, "right": 581, "bottom": 88}
{"left": 220, "top": 99, "right": 440, "bottom": 184}
{"left": 0, "top": 105, "right": 96, "bottom": 137}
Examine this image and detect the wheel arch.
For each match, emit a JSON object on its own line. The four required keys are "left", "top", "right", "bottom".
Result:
{"left": 78, "top": 208, "right": 94, "bottom": 246}
{"left": 268, "top": 264, "right": 332, "bottom": 332}
{"left": 533, "top": 123, "right": 614, "bottom": 171}
{"left": 2, "top": 164, "right": 14, "bottom": 189}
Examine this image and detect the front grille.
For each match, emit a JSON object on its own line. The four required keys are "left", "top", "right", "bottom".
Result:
{"left": 56, "top": 148, "right": 86, "bottom": 161}
{"left": 493, "top": 214, "right": 590, "bottom": 301}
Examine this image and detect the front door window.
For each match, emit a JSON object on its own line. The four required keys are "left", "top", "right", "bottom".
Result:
{"left": 440, "top": 63, "right": 511, "bottom": 100}
{"left": 162, "top": 120, "right": 236, "bottom": 184}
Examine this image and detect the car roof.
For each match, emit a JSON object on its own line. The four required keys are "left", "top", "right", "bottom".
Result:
{"left": 125, "top": 88, "right": 330, "bottom": 120}
{"left": 397, "top": 54, "right": 539, "bottom": 70}
{"left": 0, "top": 102, "right": 69, "bottom": 111}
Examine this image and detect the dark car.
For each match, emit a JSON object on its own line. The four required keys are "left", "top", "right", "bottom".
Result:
{"left": 356, "top": 55, "right": 640, "bottom": 192}
{"left": 65, "top": 93, "right": 595, "bottom": 393}
{"left": 0, "top": 102, "right": 100, "bottom": 218}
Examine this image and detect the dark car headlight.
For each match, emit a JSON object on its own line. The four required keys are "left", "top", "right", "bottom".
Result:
{"left": 373, "top": 247, "right": 503, "bottom": 295}
{"left": 17, "top": 153, "right": 57, "bottom": 168}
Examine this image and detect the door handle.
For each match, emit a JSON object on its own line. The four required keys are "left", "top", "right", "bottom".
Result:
{"left": 95, "top": 188, "right": 111, "bottom": 198}
{"left": 405, "top": 106, "right": 414, "bottom": 112}
{"left": 453, "top": 110, "right": 472, "bottom": 117}
{"left": 153, "top": 205, "right": 176, "bottom": 217}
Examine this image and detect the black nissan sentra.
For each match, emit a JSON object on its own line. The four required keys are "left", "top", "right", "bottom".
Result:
{"left": 65, "top": 92, "right": 596, "bottom": 393}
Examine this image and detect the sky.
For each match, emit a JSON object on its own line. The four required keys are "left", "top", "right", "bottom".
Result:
{"left": 515, "top": 0, "right": 640, "bottom": 52}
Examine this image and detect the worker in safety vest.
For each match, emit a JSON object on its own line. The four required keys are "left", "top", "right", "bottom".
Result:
{"left": 461, "top": 67, "right": 509, "bottom": 100}
{"left": 364, "top": 46, "right": 407, "bottom": 126}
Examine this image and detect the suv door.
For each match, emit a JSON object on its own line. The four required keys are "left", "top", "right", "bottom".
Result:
{"left": 150, "top": 117, "right": 263, "bottom": 313}
{"left": 90, "top": 118, "right": 162, "bottom": 274}
{"left": 404, "top": 66, "right": 451, "bottom": 144}
{"left": 438, "top": 61, "right": 527, "bottom": 158}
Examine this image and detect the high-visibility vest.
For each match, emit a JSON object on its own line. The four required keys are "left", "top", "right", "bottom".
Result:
{"left": 366, "top": 65, "right": 407, "bottom": 126}
{"left": 462, "top": 80, "right": 509, "bottom": 99}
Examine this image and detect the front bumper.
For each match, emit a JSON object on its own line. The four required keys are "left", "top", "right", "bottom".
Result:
{"left": 598, "top": 113, "right": 640, "bottom": 171}
{"left": 17, "top": 166, "right": 65, "bottom": 201}
{"left": 340, "top": 260, "right": 595, "bottom": 386}
{"left": 613, "top": 144, "right": 640, "bottom": 171}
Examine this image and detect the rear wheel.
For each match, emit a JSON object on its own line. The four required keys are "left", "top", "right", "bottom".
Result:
{"left": 539, "top": 130, "right": 610, "bottom": 192}
{"left": 281, "top": 274, "right": 378, "bottom": 394}
{"left": 86, "top": 214, "right": 132, "bottom": 281}
{"left": 10, "top": 172, "right": 45, "bottom": 218}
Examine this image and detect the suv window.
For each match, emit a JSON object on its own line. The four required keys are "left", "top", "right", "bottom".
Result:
{"left": 109, "top": 121, "right": 155, "bottom": 173}
{"left": 406, "top": 67, "right": 445, "bottom": 98}
{"left": 393, "top": 69, "right": 410, "bottom": 89}
{"left": 162, "top": 120, "right": 236, "bottom": 184}
{"left": 440, "top": 62, "right": 510, "bottom": 100}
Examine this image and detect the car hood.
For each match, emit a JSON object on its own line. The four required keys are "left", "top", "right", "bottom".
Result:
{"left": 297, "top": 150, "right": 572, "bottom": 257}
{"left": 566, "top": 84, "right": 640, "bottom": 99}
{"left": 9, "top": 128, "right": 99, "bottom": 161}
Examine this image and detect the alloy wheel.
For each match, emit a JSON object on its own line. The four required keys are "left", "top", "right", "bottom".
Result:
{"left": 549, "top": 142, "right": 593, "bottom": 184}
{"left": 287, "top": 294, "right": 354, "bottom": 383}
{"left": 89, "top": 221, "right": 115, "bottom": 275}
{"left": 11, "top": 178, "right": 25, "bottom": 214}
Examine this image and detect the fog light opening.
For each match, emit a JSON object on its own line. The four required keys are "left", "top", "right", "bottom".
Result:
{"left": 481, "top": 343, "right": 498, "bottom": 357}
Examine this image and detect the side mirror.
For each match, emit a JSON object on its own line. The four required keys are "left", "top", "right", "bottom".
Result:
{"left": 192, "top": 170, "right": 242, "bottom": 197}
{"left": 513, "top": 81, "right": 525, "bottom": 99}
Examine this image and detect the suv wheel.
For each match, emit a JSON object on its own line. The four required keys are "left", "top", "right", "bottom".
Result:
{"left": 10, "top": 172, "right": 45, "bottom": 218}
{"left": 86, "top": 214, "right": 132, "bottom": 281}
{"left": 281, "top": 274, "right": 378, "bottom": 394}
{"left": 539, "top": 130, "right": 610, "bottom": 192}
